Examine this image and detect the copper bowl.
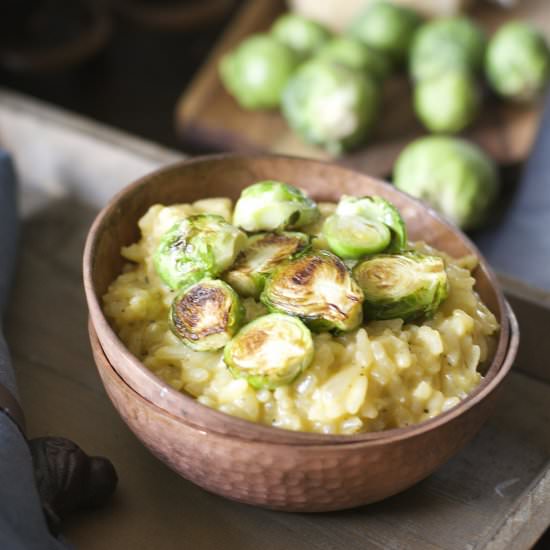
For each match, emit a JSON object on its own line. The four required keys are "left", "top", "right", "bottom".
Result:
{"left": 83, "top": 154, "right": 519, "bottom": 511}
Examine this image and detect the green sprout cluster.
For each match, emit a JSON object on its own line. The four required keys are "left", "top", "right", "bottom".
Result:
{"left": 152, "top": 181, "right": 449, "bottom": 391}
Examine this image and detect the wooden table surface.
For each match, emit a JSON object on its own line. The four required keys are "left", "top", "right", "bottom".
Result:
{"left": 0, "top": 89, "right": 549, "bottom": 550}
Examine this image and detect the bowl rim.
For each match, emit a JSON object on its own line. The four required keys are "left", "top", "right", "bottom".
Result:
{"left": 83, "top": 152, "right": 514, "bottom": 445}
{"left": 88, "top": 300, "right": 518, "bottom": 449}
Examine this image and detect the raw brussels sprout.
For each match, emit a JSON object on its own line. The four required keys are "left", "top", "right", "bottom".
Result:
{"left": 348, "top": 1, "right": 421, "bottom": 63}
{"left": 410, "top": 17, "right": 486, "bottom": 81}
{"left": 335, "top": 195, "right": 408, "bottom": 252}
{"left": 171, "top": 279, "right": 244, "bottom": 351}
{"left": 219, "top": 34, "right": 299, "bottom": 110}
{"left": 353, "top": 252, "right": 448, "bottom": 321}
{"left": 233, "top": 181, "right": 319, "bottom": 232}
{"left": 224, "top": 231, "right": 310, "bottom": 297}
{"left": 485, "top": 21, "right": 550, "bottom": 102}
{"left": 271, "top": 13, "right": 331, "bottom": 59}
{"left": 154, "top": 214, "right": 247, "bottom": 289}
{"left": 224, "top": 313, "right": 314, "bottom": 390}
{"left": 322, "top": 215, "right": 391, "bottom": 259}
{"left": 261, "top": 250, "right": 364, "bottom": 332}
{"left": 414, "top": 69, "right": 480, "bottom": 133}
{"left": 393, "top": 136, "right": 499, "bottom": 230}
{"left": 316, "top": 36, "right": 391, "bottom": 80}
{"left": 282, "top": 60, "right": 380, "bottom": 155}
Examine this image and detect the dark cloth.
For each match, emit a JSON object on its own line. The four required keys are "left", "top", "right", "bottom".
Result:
{"left": 476, "top": 92, "right": 550, "bottom": 291}
{"left": 0, "top": 149, "right": 70, "bottom": 549}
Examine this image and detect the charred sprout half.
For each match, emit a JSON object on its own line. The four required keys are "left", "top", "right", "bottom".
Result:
{"left": 224, "top": 232, "right": 310, "bottom": 297}
{"left": 335, "top": 195, "right": 408, "bottom": 252}
{"left": 232, "top": 181, "right": 320, "bottom": 232}
{"left": 321, "top": 214, "right": 391, "bottom": 259}
{"left": 224, "top": 313, "right": 314, "bottom": 390}
{"left": 171, "top": 279, "right": 244, "bottom": 351}
{"left": 261, "top": 250, "right": 364, "bottom": 332}
{"left": 154, "top": 214, "right": 247, "bottom": 289}
{"left": 352, "top": 252, "right": 449, "bottom": 322}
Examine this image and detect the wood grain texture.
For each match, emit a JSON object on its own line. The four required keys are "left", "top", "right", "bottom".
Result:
{"left": 1, "top": 89, "right": 549, "bottom": 547}
{"left": 175, "top": 0, "right": 550, "bottom": 176}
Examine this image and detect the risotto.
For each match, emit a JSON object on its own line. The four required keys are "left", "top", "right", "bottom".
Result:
{"left": 103, "top": 197, "right": 498, "bottom": 435}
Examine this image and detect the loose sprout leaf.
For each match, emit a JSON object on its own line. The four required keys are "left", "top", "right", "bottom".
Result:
{"left": 154, "top": 214, "right": 247, "bottom": 290}
{"left": 261, "top": 250, "right": 364, "bottom": 332}
{"left": 224, "top": 232, "right": 310, "bottom": 297}
{"left": 352, "top": 252, "right": 449, "bottom": 322}
{"left": 322, "top": 214, "right": 391, "bottom": 259}
{"left": 336, "top": 195, "right": 408, "bottom": 252}
{"left": 224, "top": 313, "right": 314, "bottom": 390}
{"left": 171, "top": 279, "right": 244, "bottom": 352}
{"left": 233, "top": 180, "right": 320, "bottom": 232}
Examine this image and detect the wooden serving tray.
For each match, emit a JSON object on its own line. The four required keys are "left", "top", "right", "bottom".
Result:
{"left": 176, "top": 0, "right": 550, "bottom": 176}
{"left": 1, "top": 88, "right": 549, "bottom": 549}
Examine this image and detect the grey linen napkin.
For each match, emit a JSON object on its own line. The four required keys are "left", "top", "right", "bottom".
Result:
{"left": 0, "top": 149, "right": 70, "bottom": 549}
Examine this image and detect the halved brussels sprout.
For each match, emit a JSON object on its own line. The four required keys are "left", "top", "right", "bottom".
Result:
{"left": 271, "top": 13, "right": 331, "bottom": 59}
{"left": 154, "top": 214, "right": 247, "bottom": 289}
{"left": 261, "top": 250, "right": 364, "bottom": 332}
{"left": 224, "top": 232, "right": 310, "bottom": 297}
{"left": 224, "top": 313, "right": 314, "bottom": 390}
{"left": 352, "top": 252, "right": 448, "bottom": 322}
{"left": 335, "top": 195, "right": 407, "bottom": 252}
{"left": 171, "top": 279, "right": 244, "bottom": 351}
{"left": 322, "top": 214, "right": 391, "bottom": 259}
{"left": 233, "top": 181, "right": 320, "bottom": 232}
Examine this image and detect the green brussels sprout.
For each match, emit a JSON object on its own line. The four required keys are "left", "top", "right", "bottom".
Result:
{"left": 154, "top": 214, "right": 247, "bottom": 289}
{"left": 282, "top": 60, "right": 380, "bottom": 155}
{"left": 414, "top": 69, "right": 480, "bottom": 133}
{"left": 219, "top": 33, "right": 299, "bottom": 110}
{"left": 335, "top": 195, "right": 408, "bottom": 252}
{"left": 224, "top": 313, "right": 314, "bottom": 390}
{"left": 322, "top": 215, "right": 391, "bottom": 259}
{"left": 410, "top": 17, "right": 486, "bottom": 81}
{"left": 171, "top": 279, "right": 244, "bottom": 351}
{"left": 353, "top": 252, "right": 448, "bottom": 321}
{"left": 485, "top": 21, "right": 550, "bottom": 102}
{"left": 393, "top": 136, "right": 500, "bottom": 230}
{"left": 271, "top": 13, "right": 331, "bottom": 59}
{"left": 316, "top": 36, "right": 391, "bottom": 80}
{"left": 233, "top": 181, "right": 319, "bottom": 232}
{"left": 261, "top": 250, "right": 364, "bottom": 332}
{"left": 224, "top": 231, "right": 310, "bottom": 297}
{"left": 348, "top": 1, "right": 421, "bottom": 63}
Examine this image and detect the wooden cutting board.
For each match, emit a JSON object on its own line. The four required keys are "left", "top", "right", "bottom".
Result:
{"left": 175, "top": 0, "right": 549, "bottom": 177}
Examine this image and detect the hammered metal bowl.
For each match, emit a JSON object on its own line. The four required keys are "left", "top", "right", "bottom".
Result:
{"left": 84, "top": 154, "right": 518, "bottom": 511}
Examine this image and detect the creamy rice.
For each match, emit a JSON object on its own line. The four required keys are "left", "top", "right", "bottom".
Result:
{"left": 103, "top": 200, "right": 498, "bottom": 435}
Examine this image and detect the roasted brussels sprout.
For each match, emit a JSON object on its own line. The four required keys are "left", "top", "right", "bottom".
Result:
{"left": 393, "top": 136, "right": 499, "bottom": 230}
{"left": 410, "top": 17, "right": 486, "bottom": 81}
{"left": 154, "top": 214, "right": 247, "bottom": 289}
{"left": 322, "top": 215, "right": 391, "bottom": 259}
{"left": 282, "top": 60, "right": 380, "bottom": 154}
{"left": 414, "top": 69, "right": 480, "bottom": 133}
{"left": 232, "top": 181, "right": 319, "bottom": 232}
{"left": 348, "top": 1, "right": 421, "bottom": 63}
{"left": 335, "top": 195, "right": 408, "bottom": 252}
{"left": 219, "top": 34, "right": 298, "bottom": 110}
{"left": 485, "top": 21, "right": 550, "bottom": 102}
{"left": 353, "top": 252, "right": 448, "bottom": 321}
{"left": 224, "top": 313, "right": 314, "bottom": 390}
{"left": 271, "top": 13, "right": 331, "bottom": 59}
{"left": 171, "top": 279, "right": 244, "bottom": 351}
{"left": 316, "top": 36, "right": 391, "bottom": 80}
{"left": 261, "top": 250, "right": 364, "bottom": 332}
{"left": 224, "top": 232, "right": 310, "bottom": 297}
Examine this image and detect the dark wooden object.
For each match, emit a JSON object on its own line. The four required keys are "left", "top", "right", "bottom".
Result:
{"left": 175, "top": 0, "right": 550, "bottom": 177}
